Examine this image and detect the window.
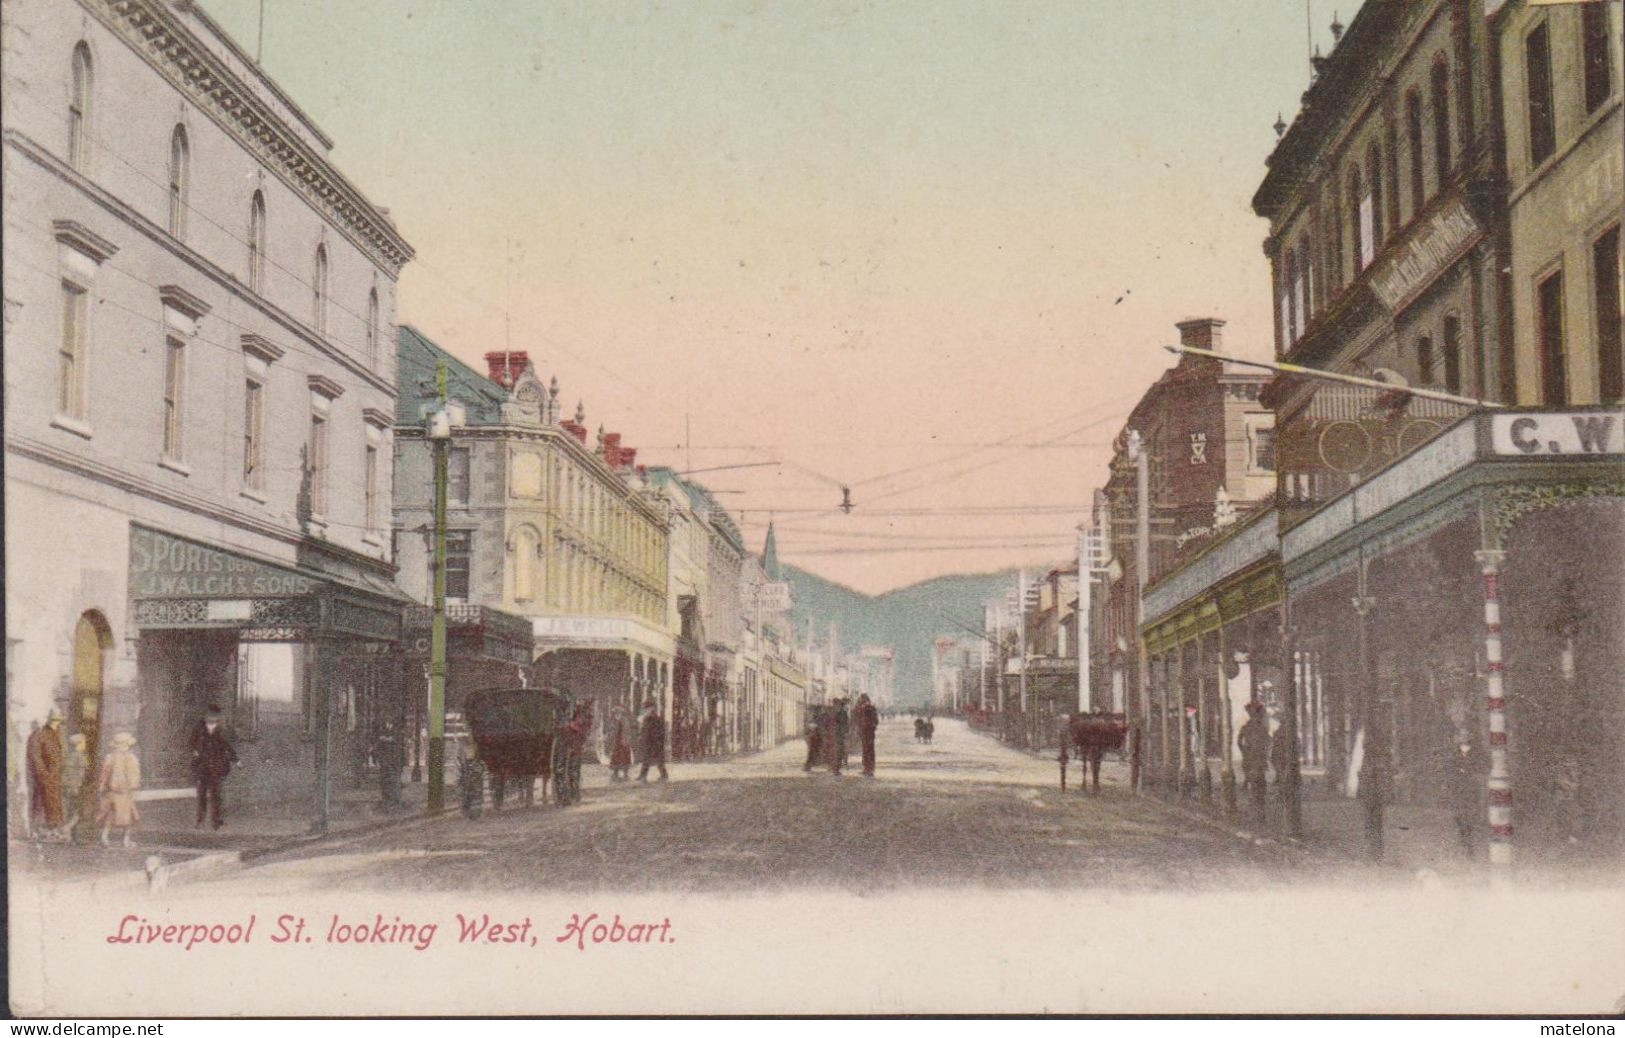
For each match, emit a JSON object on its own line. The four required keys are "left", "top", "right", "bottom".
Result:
{"left": 1406, "top": 90, "right": 1425, "bottom": 214}
{"left": 1417, "top": 335, "right": 1435, "bottom": 385}
{"left": 364, "top": 441, "right": 379, "bottom": 536}
{"left": 1366, "top": 142, "right": 1384, "bottom": 252}
{"left": 1385, "top": 122, "right": 1401, "bottom": 233}
{"left": 1526, "top": 22, "right": 1556, "bottom": 166}
{"left": 1291, "top": 250, "right": 1306, "bottom": 341}
{"left": 312, "top": 245, "right": 328, "bottom": 334}
{"left": 69, "top": 43, "right": 91, "bottom": 170}
{"left": 365, "top": 287, "right": 379, "bottom": 365}
{"left": 1432, "top": 59, "right": 1453, "bottom": 179}
{"left": 513, "top": 526, "right": 538, "bottom": 601}
{"left": 58, "top": 280, "right": 88, "bottom": 419}
{"left": 1583, "top": 4, "right": 1614, "bottom": 115}
{"left": 1348, "top": 168, "right": 1368, "bottom": 273}
{"left": 1442, "top": 314, "right": 1463, "bottom": 394}
{"left": 308, "top": 410, "right": 328, "bottom": 516}
{"left": 162, "top": 335, "right": 185, "bottom": 459}
{"left": 1246, "top": 417, "right": 1276, "bottom": 473}
{"left": 243, "top": 378, "right": 264, "bottom": 489}
{"left": 448, "top": 446, "right": 471, "bottom": 505}
{"left": 444, "top": 531, "right": 472, "bottom": 601}
{"left": 167, "top": 126, "right": 189, "bottom": 239}
{"left": 248, "top": 192, "right": 266, "bottom": 293}
{"left": 1538, "top": 269, "right": 1567, "bottom": 405}
{"left": 1596, "top": 226, "right": 1622, "bottom": 402}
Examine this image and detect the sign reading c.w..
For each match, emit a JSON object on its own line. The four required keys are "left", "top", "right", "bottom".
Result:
{"left": 1490, "top": 412, "right": 1625, "bottom": 457}
{"left": 129, "top": 526, "right": 317, "bottom": 598}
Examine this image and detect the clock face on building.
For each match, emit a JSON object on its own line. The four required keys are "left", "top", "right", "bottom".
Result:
{"left": 1317, "top": 420, "right": 1373, "bottom": 474}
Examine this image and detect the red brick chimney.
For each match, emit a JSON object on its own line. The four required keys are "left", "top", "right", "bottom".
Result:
{"left": 560, "top": 420, "right": 588, "bottom": 444}
{"left": 483, "top": 351, "right": 529, "bottom": 388}
{"left": 1175, "top": 318, "right": 1225, "bottom": 353}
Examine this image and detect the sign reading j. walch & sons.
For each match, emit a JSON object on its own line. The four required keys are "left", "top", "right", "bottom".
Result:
{"left": 128, "top": 524, "right": 317, "bottom": 599}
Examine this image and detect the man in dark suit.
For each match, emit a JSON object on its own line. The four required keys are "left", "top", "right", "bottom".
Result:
{"left": 189, "top": 704, "right": 238, "bottom": 829}
{"left": 855, "top": 694, "right": 879, "bottom": 777}
{"left": 637, "top": 698, "right": 668, "bottom": 783}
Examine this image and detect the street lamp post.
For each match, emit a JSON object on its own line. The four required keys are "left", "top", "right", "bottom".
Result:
{"left": 426, "top": 357, "right": 451, "bottom": 814}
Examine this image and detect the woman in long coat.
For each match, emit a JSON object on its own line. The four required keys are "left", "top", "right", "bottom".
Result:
{"left": 97, "top": 731, "right": 141, "bottom": 848}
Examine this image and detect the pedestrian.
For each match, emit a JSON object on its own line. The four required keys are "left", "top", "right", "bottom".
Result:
{"left": 27, "top": 709, "right": 66, "bottom": 836}
{"left": 457, "top": 734, "right": 485, "bottom": 818}
{"left": 375, "top": 720, "right": 406, "bottom": 811}
{"left": 803, "top": 706, "right": 824, "bottom": 773}
{"left": 188, "top": 704, "right": 238, "bottom": 829}
{"left": 637, "top": 698, "right": 668, "bottom": 782}
{"left": 1448, "top": 736, "right": 1479, "bottom": 857}
{"left": 831, "top": 698, "right": 850, "bottom": 776}
{"left": 97, "top": 731, "right": 141, "bottom": 848}
{"left": 856, "top": 693, "right": 879, "bottom": 777}
{"left": 60, "top": 732, "right": 90, "bottom": 839}
{"left": 609, "top": 721, "right": 633, "bottom": 782}
{"left": 1238, "top": 700, "right": 1269, "bottom": 822}
{"left": 1270, "top": 714, "right": 1293, "bottom": 786}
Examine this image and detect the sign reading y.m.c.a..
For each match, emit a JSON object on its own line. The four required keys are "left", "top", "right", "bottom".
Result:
{"left": 1490, "top": 412, "right": 1625, "bottom": 457}
{"left": 128, "top": 525, "right": 317, "bottom": 598}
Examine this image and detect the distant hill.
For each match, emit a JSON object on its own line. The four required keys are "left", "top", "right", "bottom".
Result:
{"left": 783, "top": 564, "right": 1052, "bottom": 709}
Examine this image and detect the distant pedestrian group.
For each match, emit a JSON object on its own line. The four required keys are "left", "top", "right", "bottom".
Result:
{"left": 913, "top": 716, "right": 934, "bottom": 744}
{"left": 804, "top": 695, "right": 879, "bottom": 778}
{"left": 23, "top": 705, "right": 146, "bottom": 847}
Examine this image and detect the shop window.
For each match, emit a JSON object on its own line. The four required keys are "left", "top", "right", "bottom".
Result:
{"left": 1526, "top": 22, "right": 1556, "bottom": 167}
{"left": 444, "top": 530, "right": 472, "bottom": 601}
{"left": 1583, "top": 4, "right": 1614, "bottom": 116}
{"left": 1538, "top": 269, "right": 1567, "bottom": 405}
{"left": 1596, "top": 225, "right": 1622, "bottom": 402}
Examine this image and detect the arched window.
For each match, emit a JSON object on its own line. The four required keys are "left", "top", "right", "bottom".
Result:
{"left": 1366, "top": 141, "right": 1385, "bottom": 252}
{"left": 167, "top": 125, "right": 189, "bottom": 239}
{"left": 248, "top": 191, "right": 266, "bottom": 293}
{"left": 312, "top": 244, "right": 328, "bottom": 334}
{"left": 1442, "top": 313, "right": 1463, "bottom": 394}
{"left": 365, "top": 287, "right": 380, "bottom": 364}
{"left": 69, "top": 43, "right": 92, "bottom": 169}
{"left": 1297, "top": 234, "right": 1313, "bottom": 322}
{"left": 1406, "top": 89, "right": 1425, "bottom": 213}
{"left": 1417, "top": 335, "right": 1435, "bottom": 384}
{"left": 1347, "top": 167, "right": 1366, "bottom": 273}
{"left": 1431, "top": 58, "right": 1453, "bottom": 179}
{"left": 1384, "top": 121, "right": 1401, "bottom": 231}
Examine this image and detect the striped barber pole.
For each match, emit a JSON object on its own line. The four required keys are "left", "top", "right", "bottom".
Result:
{"left": 1475, "top": 549, "right": 1512, "bottom": 881}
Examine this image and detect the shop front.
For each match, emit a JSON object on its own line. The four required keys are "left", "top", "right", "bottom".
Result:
{"left": 531, "top": 615, "right": 673, "bottom": 763}
{"left": 1280, "top": 410, "right": 1625, "bottom": 865}
{"left": 128, "top": 524, "right": 408, "bottom": 829}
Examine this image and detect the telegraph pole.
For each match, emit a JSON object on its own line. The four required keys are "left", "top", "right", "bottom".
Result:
{"left": 427, "top": 357, "right": 449, "bottom": 813}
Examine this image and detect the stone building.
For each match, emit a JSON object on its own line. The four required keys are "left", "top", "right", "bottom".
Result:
{"left": 393, "top": 328, "right": 670, "bottom": 762}
{"left": 3, "top": 0, "right": 413, "bottom": 825}
{"left": 1251, "top": 1, "right": 1624, "bottom": 863}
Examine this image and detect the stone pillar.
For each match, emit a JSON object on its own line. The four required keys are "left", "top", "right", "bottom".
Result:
{"left": 1218, "top": 626, "right": 1237, "bottom": 816}
{"left": 1352, "top": 586, "right": 1385, "bottom": 862}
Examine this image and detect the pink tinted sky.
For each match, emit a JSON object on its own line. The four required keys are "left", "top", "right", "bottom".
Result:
{"left": 208, "top": 0, "right": 1363, "bottom": 594}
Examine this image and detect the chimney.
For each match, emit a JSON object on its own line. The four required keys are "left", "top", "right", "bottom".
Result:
{"left": 1175, "top": 318, "right": 1226, "bottom": 353}
{"left": 484, "top": 351, "right": 530, "bottom": 387}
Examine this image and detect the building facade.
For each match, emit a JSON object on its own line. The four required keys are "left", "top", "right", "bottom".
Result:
{"left": 4, "top": 0, "right": 413, "bottom": 825}
{"left": 393, "top": 330, "right": 671, "bottom": 762}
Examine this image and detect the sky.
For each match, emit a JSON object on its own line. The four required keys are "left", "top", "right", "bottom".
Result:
{"left": 205, "top": 0, "right": 1363, "bottom": 594}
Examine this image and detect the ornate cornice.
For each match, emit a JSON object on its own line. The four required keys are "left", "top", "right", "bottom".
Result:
{"left": 158, "top": 283, "right": 211, "bottom": 318}
{"left": 307, "top": 373, "right": 346, "bottom": 399}
{"left": 53, "top": 219, "right": 119, "bottom": 262}
{"left": 239, "top": 332, "right": 285, "bottom": 364}
{"left": 362, "top": 407, "right": 393, "bottom": 428}
{"left": 90, "top": 0, "right": 413, "bottom": 276}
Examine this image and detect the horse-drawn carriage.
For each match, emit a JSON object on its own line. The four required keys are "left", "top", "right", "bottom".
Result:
{"left": 1059, "top": 711, "right": 1131, "bottom": 793}
{"left": 463, "top": 686, "right": 591, "bottom": 808}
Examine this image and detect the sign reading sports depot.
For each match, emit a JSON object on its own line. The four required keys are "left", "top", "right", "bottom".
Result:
{"left": 1491, "top": 412, "right": 1624, "bottom": 457}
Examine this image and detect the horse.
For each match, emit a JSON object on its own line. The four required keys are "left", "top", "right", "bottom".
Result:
{"left": 1059, "top": 712, "right": 1129, "bottom": 793}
